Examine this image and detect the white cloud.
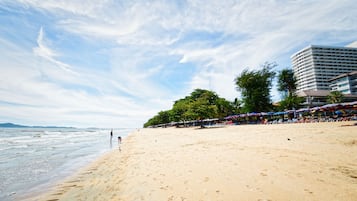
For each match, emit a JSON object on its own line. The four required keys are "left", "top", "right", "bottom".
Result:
{"left": 58, "top": 18, "right": 141, "bottom": 40}
{"left": 33, "top": 27, "right": 77, "bottom": 74}
{"left": 0, "top": 29, "right": 157, "bottom": 128}
{"left": 346, "top": 41, "right": 357, "bottom": 48}
{"left": 33, "top": 27, "right": 56, "bottom": 57}
{"left": 17, "top": 0, "right": 107, "bottom": 17}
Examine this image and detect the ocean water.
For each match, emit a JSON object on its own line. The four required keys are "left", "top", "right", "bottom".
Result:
{"left": 0, "top": 127, "right": 134, "bottom": 201}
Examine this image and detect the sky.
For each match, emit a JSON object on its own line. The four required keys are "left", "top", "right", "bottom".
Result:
{"left": 0, "top": 0, "right": 357, "bottom": 128}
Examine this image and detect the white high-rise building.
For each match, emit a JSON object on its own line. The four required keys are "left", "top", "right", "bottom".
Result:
{"left": 291, "top": 45, "right": 357, "bottom": 93}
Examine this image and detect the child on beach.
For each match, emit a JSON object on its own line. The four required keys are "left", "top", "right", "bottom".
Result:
{"left": 118, "top": 136, "right": 122, "bottom": 151}
{"left": 118, "top": 136, "right": 122, "bottom": 144}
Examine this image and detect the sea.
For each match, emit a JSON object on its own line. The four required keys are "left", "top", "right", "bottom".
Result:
{"left": 0, "top": 127, "right": 134, "bottom": 201}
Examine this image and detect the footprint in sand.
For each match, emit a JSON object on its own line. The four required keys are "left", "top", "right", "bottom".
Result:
{"left": 160, "top": 185, "right": 169, "bottom": 190}
{"left": 203, "top": 177, "right": 210, "bottom": 182}
{"left": 260, "top": 172, "right": 267, "bottom": 177}
{"left": 304, "top": 189, "right": 313, "bottom": 194}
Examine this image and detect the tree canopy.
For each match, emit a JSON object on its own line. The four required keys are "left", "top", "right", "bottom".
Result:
{"left": 234, "top": 62, "right": 276, "bottom": 113}
{"left": 277, "top": 69, "right": 297, "bottom": 97}
{"left": 143, "top": 89, "right": 237, "bottom": 127}
{"left": 277, "top": 68, "right": 303, "bottom": 110}
{"left": 327, "top": 91, "right": 344, "bottom": 103}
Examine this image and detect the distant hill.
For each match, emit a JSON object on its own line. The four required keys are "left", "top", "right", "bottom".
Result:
{"left": 0, "top": 123, "right": 28, "bottom": 128}
{"left": 0, "top": 123, "right": 75, "bottom": 129}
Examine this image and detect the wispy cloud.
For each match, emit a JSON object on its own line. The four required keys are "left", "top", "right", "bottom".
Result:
{"left": 33, "top": 27, "right": 76, "bottom": 73}
{"left": 33, "top": 27, "right": 56, "bottom": 58}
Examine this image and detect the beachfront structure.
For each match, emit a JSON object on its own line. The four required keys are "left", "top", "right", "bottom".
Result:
{"left": 329, "top": 71, "right": 357, "bottom": 95}
{"left": 297, "top": 88, "right": 357, "bottom": 107}
{"left": 296, "top": 90, "right": 330, "bottom": 107}
{"left": 291, "top": 45, "right": 357, "bottom": 93}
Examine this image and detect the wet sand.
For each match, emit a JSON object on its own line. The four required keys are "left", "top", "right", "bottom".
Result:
{"left": 35, "top": 122, "right": 357, "bottom": 201}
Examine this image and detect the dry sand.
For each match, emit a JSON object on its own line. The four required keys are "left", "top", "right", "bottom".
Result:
{"left": 35, "top": 122, "right": 357, "bottom": 201}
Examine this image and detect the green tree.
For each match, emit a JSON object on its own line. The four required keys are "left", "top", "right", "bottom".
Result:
{"left": 231, "top": 98, "right": 242, "bottom": 114}
{"left": 143, "top": 89, "right": 236, "bottom": 127}
{"left": 279, "top": 94, "right": 304, "bottom": 110}
{"left": 190, "top": 89, "right": 218, "bottom": 102}
{"left": 327, "top": 91, "right": 344, "bottom": 103}
{"left": 180, "top": 89, "right": 220, "bottom": 120}
{"left": 235, "top": 62, "right": 276, "bottom": 113}
{"left": 277, "top": 69, "right": 297, "bottom": 97}
{"left": 170, "top": 99, "right": 191, "bottom": 122}
{"left": 143, "top": 110, "right": 171, "bottom": 127}
{"left": 216, "top": 98, "right": 235, "bottom": 118}
{"left": 186, "top": 98, "right": 218, "bottom": 120}
{"left": 277, "top": 68, "right": 302, "bottom": 110}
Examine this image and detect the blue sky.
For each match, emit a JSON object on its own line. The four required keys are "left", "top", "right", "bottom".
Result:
{"left": 1, "top": 0, "right": 357, "bottom": 128}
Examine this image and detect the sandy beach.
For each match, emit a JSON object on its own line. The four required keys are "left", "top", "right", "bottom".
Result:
{"left": 34, "top": 122, "right": 357, "bottom": 201}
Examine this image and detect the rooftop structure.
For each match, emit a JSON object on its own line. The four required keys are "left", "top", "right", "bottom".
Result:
{"left": 296, "top": 90, "right": 330, "bottom": 107}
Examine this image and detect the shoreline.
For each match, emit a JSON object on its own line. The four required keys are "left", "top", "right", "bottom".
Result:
{"left": 13, "top": 128, "right": 131, "bottom": 201}
{"left": 18, "top": 148, "right": 114, "bottom": 201}
{"left": 29, "top": 137, "right": 127, "bottom": 201}
{"left": 35, "top": 122, "right": 356, "bottom": 201}
{"left": 0, "top": 128, "right": 133, "bottom": 201}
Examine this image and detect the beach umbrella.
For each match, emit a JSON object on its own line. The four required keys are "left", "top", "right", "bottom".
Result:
{"left": 296, "top": 108, "right": 309, "bottom": 113}
{"left": 274, "top": 111, "right": 288, "bottom": 115}
{"left": 248, "top": 112, "right": 259, "bottom": 117}
{"left": 335, "top": 110, "right": 343, "bottom": 115}
{"left": 341, "top": 101, "right": 357, "bottom": 109}
{"left": 320, "top": 103, "right": 338, "bottom": 110}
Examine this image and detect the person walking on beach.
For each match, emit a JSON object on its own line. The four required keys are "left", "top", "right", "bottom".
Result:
{"left": 110, "top": 129, "right": 113, "bottom": 148}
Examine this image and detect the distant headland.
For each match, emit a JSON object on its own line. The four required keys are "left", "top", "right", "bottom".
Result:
{"left": 0, "top": 122, "right": 75, "bottom": 129}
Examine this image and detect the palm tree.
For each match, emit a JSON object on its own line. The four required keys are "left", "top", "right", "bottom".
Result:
{"left": 277, "top": 69, "right": 297, "bottom": 97}
{"left": 327, "top": 91, "right": 344, "bottom": 103}
{"left": 279, "top": 94, "right": 304, "bottom": 110}
{"left": 277, "top": 68, "right": 301, "bottom": 110}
